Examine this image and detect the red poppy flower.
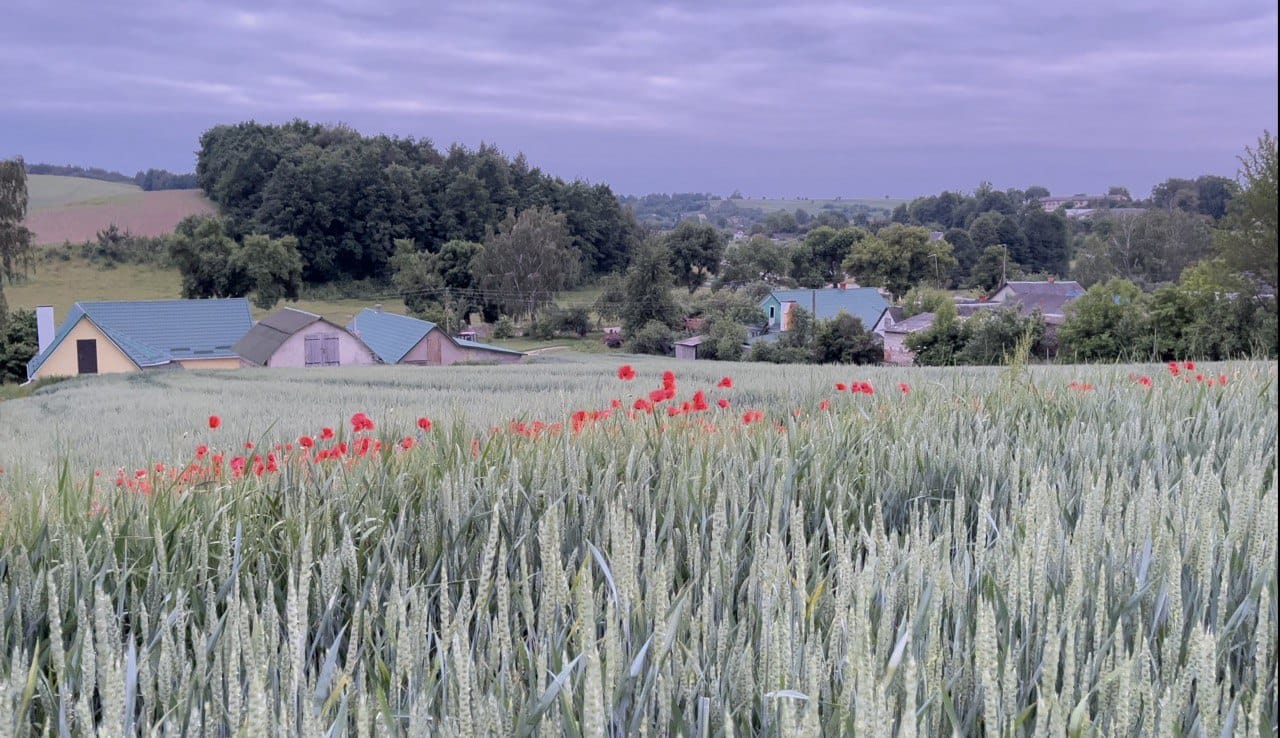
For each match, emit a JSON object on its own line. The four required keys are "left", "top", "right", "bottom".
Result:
{"left": 648, "top": 388, "right": 668, "bottom": 403}
{"left": 244, "top": 441, "right": 255, "bottom": 450}
{"left": 692, "top": 390, "right": 708, "bottom": 411}
{"left": 898, "top": 383, "right": 910, "bottom": 394}
{"left": 634, "top": 398, "right": 653, "bottom": 412}
{"left": 320, "top": 427, "right": 335, "bottom": 440}
{"left": 666, "top": 406, "right": 682, "bottom": 417}
{"left": 1183, "top": 361, "right": 1195, "bottom": 370}
{"left": 400, "top": 436, "right": 416, "bottom": 450}
{"left": 208, "top": 415, "right": 221, "bottom": 429}
{"left": 717, "top": 397, "right": 730, "bottom": 409}
{"left": 299, "top": 436, "right": 315, "bottom": 449}
{"left": 617, "top": 365, "right": 636, "bottom": 381}
{"left": 1168, "top": 362, "right": 1181, "bottom": 376}
{"left": 610, "top": 398, "right": 622, "bottom": 409}
{"left": 195, "top": 444, "right": 209, "bottom": 459}
{"left": 819, "top": 400, "right": 830, "bottom": 411}
{"left": 835, "top": 382, "right": 847, "bottom": 392}
{"left": 1137, "top": 376, "right": 1153, "bottom": 387}
{"left": 417, "top": 417, "right": 433, "bottom": 432}
{"left": 662, "top": 370, "right": 676, "bottom": 390}
{"left": 1218, "top": 374, "right": 1228, "bottom": 385}
{"left": 717, "top": 377, "right": 733, "bottom": 389}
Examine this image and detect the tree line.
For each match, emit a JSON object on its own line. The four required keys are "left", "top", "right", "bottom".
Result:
{"left": 23, "top": 162, "right": 198, "bottom": 190}
{"left": 194, "top": 121, "right": 638, "bottom": 287}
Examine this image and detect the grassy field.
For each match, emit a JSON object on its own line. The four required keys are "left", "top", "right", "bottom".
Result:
{"left": 23, "top": 175, "right": 216, "bottom": 245}
{"left": 726, "top": 196, "right": 905, "bottom": 216}
{"left": 3, "top": 255, "right": 617, "bottom": 337}
{"left": 3, "top": 256, "right": 410, "bottom": 326}
{"left": 0, "top": 356, "right": 1274, "bottom": 735}
{"left": 25, "top": 174, "right": 143, "bottom": 211}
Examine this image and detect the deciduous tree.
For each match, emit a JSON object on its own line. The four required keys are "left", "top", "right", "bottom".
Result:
{"left": 0, "top": 158, "right": 35, "bottom": 329}
{"left": 665, "top": 220, "right": 727, "bottom": 292}
{"left": 1217, "top": 131, "right": 1278, "bottom": 288}
{"left": 474, "top": 207, "right": 579, "bottom": 318}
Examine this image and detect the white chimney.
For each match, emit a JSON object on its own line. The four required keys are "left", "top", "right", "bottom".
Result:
{"left": 36, "top": 306, "right": 55, "bottom": 355}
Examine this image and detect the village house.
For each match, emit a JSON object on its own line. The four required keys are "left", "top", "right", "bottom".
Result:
{"left": 757, "top": 287, "right": 893, "bottom": 336}
{"left": 1039, "top": 193, "right": 1131, "bottom": 212}
{"left": 347, "top": 308, "right": 524, "bottom": 365}
{"left": 234, "top": 307, "right": 377, "bottom": 368}
{"left": 988, "top": 278, "right": 1086, "bottom": 325}
{"left": 26, "top": 298, "right": 253, "bottom": 381}
{"left": 880, "top": 311, "right": 937, "bottom": 366}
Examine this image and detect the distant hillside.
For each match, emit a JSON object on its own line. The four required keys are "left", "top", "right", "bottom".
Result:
{"left": 24, "top": 162, "right": 198, "bottom": 190}
{"left": 24, "top": 174, "right": 216, "bottom": 244}
{"left": 620, "top": 192, "right": 905, "bottom": 229}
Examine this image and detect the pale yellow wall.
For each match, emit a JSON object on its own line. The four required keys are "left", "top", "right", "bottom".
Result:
{"left": 178, "top": 357, "right": 241, "bottom": 371}
{"left": 36, "top": 317, "right": 138, "bottom": 378}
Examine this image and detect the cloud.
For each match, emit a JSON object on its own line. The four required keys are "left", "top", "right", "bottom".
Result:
{"left": 1, "top": 0, "right": 1275, "bottom": 193}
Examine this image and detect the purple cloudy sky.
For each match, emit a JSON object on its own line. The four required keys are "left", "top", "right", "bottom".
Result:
{"left": 2, "top": 0, "right": 1276, "bottom": 198}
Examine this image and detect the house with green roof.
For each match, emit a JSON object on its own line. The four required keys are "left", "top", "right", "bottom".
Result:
{"left": 348, "top": 308, "right": 524, "bottom": 366}
{"left": 757, "top": 287, "right": 893, "bottom": 337}
{"left": 27, "top": 299, "right": 253, "bottom": 381}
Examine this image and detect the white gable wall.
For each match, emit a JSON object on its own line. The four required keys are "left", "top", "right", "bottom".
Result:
{"left": 266, "top": 321, "right": 376, "bottom": 368}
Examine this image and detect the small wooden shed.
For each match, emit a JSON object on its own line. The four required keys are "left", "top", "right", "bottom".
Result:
{"left": 674, "top": 335, "right": 707, "bottom": 360}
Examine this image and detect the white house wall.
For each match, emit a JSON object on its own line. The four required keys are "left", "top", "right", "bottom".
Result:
{"left": 267, "top": 322, "right": 376, "bottom": 367}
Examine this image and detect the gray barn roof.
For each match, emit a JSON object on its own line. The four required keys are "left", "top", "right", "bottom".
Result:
{"left": 233, "top": 307, "right": 324, "bottom": 366}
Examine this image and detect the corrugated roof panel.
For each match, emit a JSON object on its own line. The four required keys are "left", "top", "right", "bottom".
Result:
{"left": 348, "top": 309, "right": 435, "bottom": 364}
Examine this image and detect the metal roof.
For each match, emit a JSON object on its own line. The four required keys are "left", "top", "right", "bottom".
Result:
{"left": 27, "top": 298, "right": 253, "bottom": 379}
{"left": 764, "top": 287, "right": 891, "bottom": 331}
{"left": 348, "top": 308, "right": 524, "bottom": 363}
{"left": 232, "top": 307, "right": 324, "bottom": 366}
{"left": 883, "top": 312, "right": 936, "bottom": 334}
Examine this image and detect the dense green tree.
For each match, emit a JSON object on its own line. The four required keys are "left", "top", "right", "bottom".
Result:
{"left": 904, "top": 302, "right": 965, "bottom": 366}
{"left": 389, "top": 239, "right": 446, "bottom": 317}
{"left": 842, "top": 224, "right": 956, "bottom": 297}
{"left": 900, "top": 286, "right": 954, "bottom": 317}
{"left": 474, "top": 207, "right": 579, "bottom": 318}
{"left": 665, "top": 220, "right": 727, "bottom": 292}
{"left": 1057, "top": 279, "right": 1151, "bottom": 362}
{"left": 791, "top": 226, "right": 869, "bottom": 288}
{"left": 716, "top": 235, "right": 791, "bottom": 288}
{"left": 196, "top": 121, "right": 637, "bottom": 286}
{"left": 0, "top": 158, "right": 35, "bottom": 328}
{"left": 627, "top": 320, "right": 674, "bottom": 355}
{"left": 0, "top": 308, "right": 36, "bottom": 383}
{"left": 1023, "top": 186, "right": 1051, "bottom": 202}
{"left": 943, "top": 227, "right": 977, "bottom": 277}
{"left": 967, "top": 245, "right": 1021, "bottom": 292}
{"left": 235, "top": 234, "right": 304, "bottom": 310}
{"left": 1072, "top": 209, "right": 1214, "bottom": 287}
{"left": 1151, "top": 177, "right": 1199, "bottom": 212}
{"left": 1216, "top": 131, "right": 1278, "bottom": 288}
{"left": 620, "top": 240, "right": 682, "bottom": 335}
{"left": 812, "top": 312, "right": 882, "bottom": 364}
{"left": 1017, "top": 208, "right": 1070, "bottom": 275}
{"left": 1193, "top": 175, "right": 1239, "bottom": 220}
{"left": 953, "top": 307, "right": 1045, "bottom": 365}
{"left": 169, "top": 215, "right": 248, "bottom": 299}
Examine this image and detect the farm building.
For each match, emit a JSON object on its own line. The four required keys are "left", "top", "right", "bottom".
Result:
{"left": 674, "top": 335, "right": 706, "bottom": 360}
{"left": 347, "top": 308, "right": 524, "bottom": 365}
{"left": 26, "top": 298, "right": 253, "bottom": 381}
{"left": 234, "top": 307, "right": 377, "bottom": 368}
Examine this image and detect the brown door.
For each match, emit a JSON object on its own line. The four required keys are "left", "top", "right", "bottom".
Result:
{"left": 76, "top": 339, "right": 99, "bottom": 374}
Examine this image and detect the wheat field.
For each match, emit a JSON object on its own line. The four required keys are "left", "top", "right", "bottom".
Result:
{"left": 0, "top": 355, "right": 1275, "bottom": 736}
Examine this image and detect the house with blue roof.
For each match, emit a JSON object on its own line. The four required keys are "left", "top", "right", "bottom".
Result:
{"left": 756, "top": 287, "right": 893, "bottom": 339}
{"left": 348, "top": 308, "right": 524, "bottom": 366}
{"left": 27, "top": 299, "right": 254, "bottom": 381}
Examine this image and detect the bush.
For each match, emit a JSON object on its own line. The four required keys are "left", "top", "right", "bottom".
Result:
{"left": 555, "top": 305, "right": 591, "bottom": 337}
{"left": 529, "top": 313, "right": 558, "bottom": 341}
{"left": 492, "top": 316, "right": 515, "bottom": 339}
{"left": 626, "top": 320, "right": 674, "bottom": 355}
{"left": 812, "top": 312, "right": 882, "bottom": 365}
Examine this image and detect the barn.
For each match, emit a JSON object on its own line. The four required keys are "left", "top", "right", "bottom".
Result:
{"left": 233, "top": 307, "right": 377, "bottom": 368}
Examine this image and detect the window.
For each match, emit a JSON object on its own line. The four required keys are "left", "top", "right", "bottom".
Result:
{"left": 304, "top": 334, "right": 341, "bottom": 366}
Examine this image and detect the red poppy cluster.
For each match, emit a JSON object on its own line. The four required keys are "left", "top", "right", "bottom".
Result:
{"left": 60, "top": 361, "right": 1241, "bottom": 505}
